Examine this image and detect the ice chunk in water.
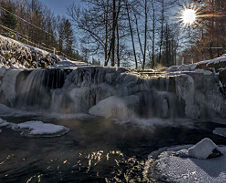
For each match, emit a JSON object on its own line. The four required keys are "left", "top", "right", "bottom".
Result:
{"left": 12, "top": 121, "right": 69, "bottom": 138}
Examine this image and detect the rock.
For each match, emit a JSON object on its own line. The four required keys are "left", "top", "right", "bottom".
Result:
{"left": 89, "top": 95, "right": 139, "bottom": 119}
{"left": 207, "top": 148, "right": 223, "bottom": 159}
{"left": 188, "top": 138, "right": 223, "bottom": 159}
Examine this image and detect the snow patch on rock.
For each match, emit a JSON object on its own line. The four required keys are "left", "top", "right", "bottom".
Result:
{"left": 188, "top": 138, "right": 222, "bottom": 159}
{"left": 144, "top": 138, "right": 226, "bottom": 183}
{"left": 89, "top": 95, "right": 139, "bottom": 119}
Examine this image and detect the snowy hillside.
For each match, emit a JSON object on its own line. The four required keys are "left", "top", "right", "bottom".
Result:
{"left": 0, "top": 35, "right": 88, "bottom": 69}
{"left": 0, "top": 35, "right": 62, "bottom": 68}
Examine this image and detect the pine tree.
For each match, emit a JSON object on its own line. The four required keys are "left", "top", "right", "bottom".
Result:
{"left": 64, "top": 19, "right": 74, "bottom": 57}
{"left": 1, "top": 4, "right": 17, "bottom": 30}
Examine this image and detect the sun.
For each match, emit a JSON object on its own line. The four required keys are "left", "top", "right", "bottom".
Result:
{"left": 182, "top": 9, "right": 197, "bottom": 25}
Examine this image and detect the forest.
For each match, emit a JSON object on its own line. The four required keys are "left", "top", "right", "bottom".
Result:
{"left": 0, "top": 0, "right": 225, "bottom": 68}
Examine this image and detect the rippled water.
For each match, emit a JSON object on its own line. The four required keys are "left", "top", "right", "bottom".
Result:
{"left": 0, "top": 116, "right": 226, "bottom": 183}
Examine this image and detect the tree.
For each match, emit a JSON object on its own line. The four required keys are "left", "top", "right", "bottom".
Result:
{"left": 1, "top": 1, "right": 17, "bottom": 30}
{"left": 64, "top": 19, "right": 75, "bottom": 57}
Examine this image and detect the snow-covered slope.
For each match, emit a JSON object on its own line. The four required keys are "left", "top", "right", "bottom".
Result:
{"left": 167, "top": 54, "right": 226, "bottom": 72}
{"left": 0, "top": 35, "right": 88, "bottom": 69}
{"left": 0, "top": 35, "right": 62, "bottom": 68}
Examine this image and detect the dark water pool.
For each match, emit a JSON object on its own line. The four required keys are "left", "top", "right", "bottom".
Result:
{"left": 0, "top": 116, "right": 226, "bottom": 183}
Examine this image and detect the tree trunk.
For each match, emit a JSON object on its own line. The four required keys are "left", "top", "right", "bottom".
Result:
{"left": 134, "top": 14, "right": 143, "bottom": 57}
{"left": 142, "top": 0, "right": 147, "bottom": 70}
{"left": 151, "top": 1, "right": 155, "bottom": 68}
{"left": 104, "top": 2, "right": 109, "bottom": 66}
{"left": 116, "top": 23, "right": 120, "bottom": 67}
{"left": 111, "top": 0, "right": 116, "bottom": 67}
{"left": 126, "top": 2, "right": 138, "bottom": 69}
{"left": 159, "top": 0, "right": 164, "bottom": 65}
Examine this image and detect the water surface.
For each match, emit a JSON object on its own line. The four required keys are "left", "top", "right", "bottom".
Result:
{"left": 0, "top": 116, "right": 225, "bottom": 183}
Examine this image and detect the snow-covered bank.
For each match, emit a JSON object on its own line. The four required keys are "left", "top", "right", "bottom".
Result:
{"left": 167, "top": 54, "right": 226, "bottom": 72}
{"left": 0, "top": 118, "right": 69, "bottom": 138}
{"left": 0, "top": 35, "right": 87, "bottom": 69}
{"left": 144, "top": 138, "right": 226, "bottom": 183}
{"left": 0, "top": 35, "right": 61, "bottom": 68}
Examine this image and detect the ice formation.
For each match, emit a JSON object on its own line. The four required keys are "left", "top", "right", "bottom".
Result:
{"left": 0, "top": 64, "right": 225, "bottom": 120}
{"left": 0, "top": 118, "right": 69, "bottom": 138}
{"left": 89, "top": 95, "right": 139, "bottom": 119}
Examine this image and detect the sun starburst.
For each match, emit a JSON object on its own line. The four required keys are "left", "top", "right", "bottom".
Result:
{"left": 182, "top": 9, "right": 197, "bottom": 25}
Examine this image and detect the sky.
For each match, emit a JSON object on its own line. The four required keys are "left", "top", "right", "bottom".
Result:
{"left": 39, "top": 0, "right": 83, "bottom": 17}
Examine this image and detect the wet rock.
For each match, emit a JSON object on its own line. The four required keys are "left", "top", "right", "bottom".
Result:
{"left": 207, "top": 148, "right": 223, "bottom": 159}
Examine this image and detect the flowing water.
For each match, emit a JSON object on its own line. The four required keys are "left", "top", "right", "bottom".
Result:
{"left": 0, "top": 67, "right": 225, "bottom": 182}
{"left": 0, "top": 115, "right": 226, "bottom": 183}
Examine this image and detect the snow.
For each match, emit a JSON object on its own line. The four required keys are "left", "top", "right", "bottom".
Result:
{"left": 198, "top": 54, "right": 226, "bottom": 66}
{"left": 145, "top": 138, "right": 226, "bottom": 183}
{"left": 213, "top": 128, "right": 226, "bottom": 138}
{"left": 0, "top": 35, "right": 58, "bottom": 68}
{"left": 188, "top": 138, "right": 221, "bottom": 159}
{"left": 52, "top": 60, "right": 89, "bottom": 68}
{"left": 0, "top": 118, "right": 69, "bottom": 138}
{"left": 167, "top": 54, "right": 226, "bottom": 73}
{"left": 89, "top": 95, "right": 139, "bottom": 119}
{"left": 13, "top": 121, "right": 69, "bottom": 136}
{"left": 0, "top": 35, "right": 88, "bottom": 69}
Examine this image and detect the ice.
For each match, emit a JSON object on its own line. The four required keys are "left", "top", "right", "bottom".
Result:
{"left": 144, "top": 138, "right": 226, "bottom": 183}
{"left": 89, "top": 95, "right": 139, "bottom": 119}
{"left": 0, "top": 118, "right": 10, "bottom": 127}
{"left": 1, "top": 69, "right": 22, "bottom": 106}
{"left": 188, "top": 138, "right": 222, "bottom": 159}
{"left": 0, "top": 104, "right": 12, "bottom": 115}
{"left": 12, "top": 121, "right": 69, "bottom": 137}
{"left": 0, "top": 117, "right": 69, "bottom": 138}
{"left": 213, "top": 128, "right": 226, "bottom": 138}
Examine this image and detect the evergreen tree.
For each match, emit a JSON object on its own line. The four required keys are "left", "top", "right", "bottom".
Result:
{"left": 64, "top": 19, "right": 74, "bottom": 57}
{"left": 1, "top": 4, "right": 17, "bottom": 30}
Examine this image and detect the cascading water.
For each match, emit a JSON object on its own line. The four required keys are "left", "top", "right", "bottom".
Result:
{"left": 0, "top": 66, "right": 225, "bottom": 120}
{"left": 0, "top": 68, "right": 71, "bottom": 112}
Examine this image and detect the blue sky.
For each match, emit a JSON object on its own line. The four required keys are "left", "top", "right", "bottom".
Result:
{"left": 40, "top": 0, "right": 83, "bottom": 17}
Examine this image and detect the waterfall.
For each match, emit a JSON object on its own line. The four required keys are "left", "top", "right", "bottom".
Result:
{"left": 0, "top": 67, "right": 225, "bottom": 120}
